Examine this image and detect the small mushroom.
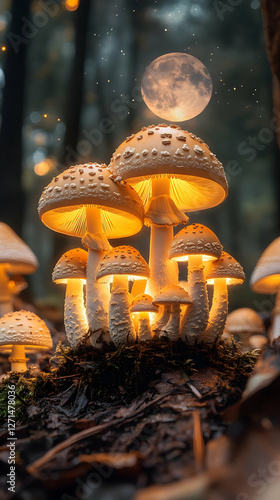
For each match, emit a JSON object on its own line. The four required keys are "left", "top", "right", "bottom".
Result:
{"left": 0, "top": 310, "right": 53, "bottom": 372}
{"left": 224, "top": 308, "right": 265, "bottom": 350}
{"left": 96, "top": 246, "right": 150, "bottom": 348}
{"left": 109, "top": 125, "right": 228, "bottom": 297}
{"left": 248, "top": 334, "right": 268, "bottom": 351}
{"left": 0, "top": 223, "right": 38, "bottom": 317}
{"left": 153, "top": 285, "right": 192, "bottom": 341}
{"left": 250, "top": 237, "right": 280, "bottom": 341}
{"left": 8, "top": 276, "right": 28, "bottom": 296}
{"left": 38, "top": 163, "right": 144, "bottom": 345}
{"left": 130, "top": 294, "right": 158, "bottom": 341}
{"left": 52, "top": 248, "right": 89, "bottom": 349}
{"left": 202, "top": 251, "right": 245, "bottom": 348}
{"left": 169, "top": 224, "right": 223, "bottom": 344}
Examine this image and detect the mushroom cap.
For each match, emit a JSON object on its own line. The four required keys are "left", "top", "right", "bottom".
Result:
{"left": 250, "top": 237, "right": 280, "bottom": 294}
{"left": 205, "top": 251, "right": 245, "bottom": 285}
{"left": 248, "top": 334, "right": 268, "bottom": 350}
{"left": 52, "top": 248, "right": 88, "bottom": 284}
{"left": 108, "top": 124, "right": 228, "bottom": 212}
{"left": 96, "top": 246, "right": 150, "bottom": 283}
{"left": 0, "top": 310, "right": 53, "bottom": 353}
{"left": 224, "top": 308, "right": 265, "bottom": 336}
{"left": 169, "top": 223, "right": 223, "bottom": 262}
{"left": 131, "top": 294, "right": 159, "bottom": 313}
{"left": 153, "top": 284, "right": 192, "bottom": 306}
{"left": 38, "top": 163, "right": 144, "bottom": 239}
{"left": 0, "top": 223, "right": 38, "bottom": 274}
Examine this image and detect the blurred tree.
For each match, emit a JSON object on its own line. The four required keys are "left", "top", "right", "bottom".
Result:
{"left": 0, "top": 0, "right": 31, "bottom": 235}
{"left": 60, "top": 0, "right": 91, "bottom": 169}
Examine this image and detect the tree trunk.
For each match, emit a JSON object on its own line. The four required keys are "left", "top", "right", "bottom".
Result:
{"left": 0, "top": 0, "right": 31, "bottom": 235}
{"left": 60, "top": 0, "right": 92, "bottom": 169}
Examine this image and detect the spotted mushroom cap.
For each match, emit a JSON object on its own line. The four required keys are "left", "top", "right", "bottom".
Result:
{"left": 205, "top": 251, "right": 245, "bottom": 285}
{"left": 250, "top": 237, "right": 280, "bottom": 294}
{"left": 96, "top": 245, "right": 150, "bottom": 283}
{"left": 0, "top": 310, "right": 53, "bottom": 353}
{"left": 169, "top": 223, "right": 223, "bottom": 262}
{"left": 224, "top": 308, "right": 265, "bottom": 336}
{"left": 153, "top": 285, "right": 192, "bottom": 306}
{"left": 52, "top": 248, "right": 88, "bottom": 284}
{"left": 108, "top": 124, "right": 228, "bottom": 212}
{"left": 131, "top": 294, "right": 159, "bottom": 313}
{"left": 38, "top": 163, "right": 144, "bottom": 239}
{"left": 0, "top": 223, "right": 38, "bottom": 274}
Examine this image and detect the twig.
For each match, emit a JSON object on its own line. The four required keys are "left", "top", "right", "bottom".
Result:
{"left": 187, "top": 382, "right": 202, "bottom": 399}
{"left": 193, "top": 410, "right": 205, "bottom": 471}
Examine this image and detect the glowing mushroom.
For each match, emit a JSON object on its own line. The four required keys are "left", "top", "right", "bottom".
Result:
{"left": 169, "top": 223, "right": 222, "bottom": 344}
{"left": 202, "top": 252, "right": 245, "bottom": 348}
{"left": 153, "top": 285, "right": 192, "bottom": 341}
{"left": 96, "top": 246, "right": 150, "bottom": 348}
{"left": 130, "top": 294, "right": 158, "bottom": 341}
{"left": 250, "top": 237, "right": 280, "bottom": 341}
{"left": 52, "top": 248, "right": 89, "bottom": 349}
{"left": 0, "top": 223, "right": 38, "bottom": 317}
{"left": 224, "top": 308, "right": 265, "bottom": 349}
{"left": 8, "top": 276, "right": 28, "bottom": 297}
{"left": 109, "top": 124, "right": 228, "bottom": 296}
{"left": 0, "top": 310, "right": 52, "bottom": 372}
{"left": 38, "top": 163, "right": 144, "bottom": 345}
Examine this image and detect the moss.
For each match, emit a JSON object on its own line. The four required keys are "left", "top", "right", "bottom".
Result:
{"left": 0, "top": 372, "right": 35, "bottom": 420}
{"left": 0, "top": 338, "right": 258, "bottom": 426}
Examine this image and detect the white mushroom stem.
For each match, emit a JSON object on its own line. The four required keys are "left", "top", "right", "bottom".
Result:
{"left": 146, "top": 177, "right": 180, "bottom": 297}
{"left": 180, "top": 255, "right": 209, "bottom": 345}
{"left": 202, "top": 278, "right": 228, "bottom": 348}
{"left": 64, "top": 279, "right": 89, "bottom": 349}
{"left": 160, "top": 304, "right": 181, "bottom": 341}
{"left": 9, "top": 345, "right": 28, "bottom": 372}
{"left": 271, "top": 287, "right": 280, "bottom": 341}
{"left": 0, "top": 266, "right": 13, "bottom": 317}
{"left": 137, "top": 312, "right": 153, "bottom": 341}
{"left": 152, "top": 305, "right": 171, "bottom": 332}
{"left": 85, "top": 207, "right": 111, "bottom": 345}
{"left": 109, "top": 275, "right": 136, "bottom": 347}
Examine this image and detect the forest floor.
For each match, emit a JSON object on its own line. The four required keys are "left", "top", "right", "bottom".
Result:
{"left": 0, "top": 338, "right": 280, "bottom": 500}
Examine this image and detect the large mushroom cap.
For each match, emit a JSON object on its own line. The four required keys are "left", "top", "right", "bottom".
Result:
{"left": 0, "top": 223, "right": 38, "bottom": 274}
{"left": 169, "top": 223, "right": 223, "bottom": 262}
{"left": 153, "top": 284, "right": 192, "bottom": 306}
{"left": 205, "top": 251, "right": 245, "bottom": 285}
{"left": 96, "top": 245, "right": 150, "bottom": 283}
{"left": 38, "top": 163, "right": 144, "bottom": 239}
{"left": 52, "top": 248, "right": 88, "bottom": 284}
{"left": 131, "top": 294, "right": 158, "bottom": 313}
{"left": 108, "top": 124, "right": 228, "bottom": 212}
{"left": 0, "top": 310, "right": 53, "bottom": 353}
{"left": 224, "top": 308, "right": 265, "bottom": 336}
{"left": 250, "top": 237, "right": 280, "bottom": 294}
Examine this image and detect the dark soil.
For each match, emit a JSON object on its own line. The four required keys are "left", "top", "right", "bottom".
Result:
{"left": 0, "top": 338, "right": 258, "bottom": 500}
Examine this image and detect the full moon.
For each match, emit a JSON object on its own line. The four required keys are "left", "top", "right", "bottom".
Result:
{"left": 141, "top": 53, "right": 213, "bottom": 122}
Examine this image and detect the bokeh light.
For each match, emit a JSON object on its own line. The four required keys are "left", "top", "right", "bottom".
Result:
{"left": 34, "top": 158, "right": 55, "bottom": 176}
{"left": 65, "top": 0, "right": 80, "bottom": 12}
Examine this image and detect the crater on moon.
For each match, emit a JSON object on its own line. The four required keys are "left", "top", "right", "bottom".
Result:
{"left": 141, "top": 53, "right": 213, "bottom": 122}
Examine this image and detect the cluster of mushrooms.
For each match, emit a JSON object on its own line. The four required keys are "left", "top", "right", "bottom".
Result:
{"left": 0, "top": 123, "right": 277, "bottom": 373}
{"left": 0, "top": 223, "right": 53, "bottom": 371}
{"left": 37, "top": 123, "right": 247, "bottom": 350}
